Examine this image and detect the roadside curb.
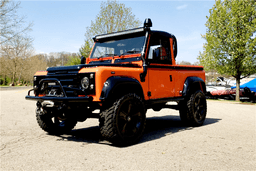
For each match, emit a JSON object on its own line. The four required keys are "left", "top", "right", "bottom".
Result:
{"left": 207, "top": 99, "right": 256, "bottom": 105}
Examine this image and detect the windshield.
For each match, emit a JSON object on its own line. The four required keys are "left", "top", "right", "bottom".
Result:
{"left": 90, "top": 36, "right": 145, "bottom": 59}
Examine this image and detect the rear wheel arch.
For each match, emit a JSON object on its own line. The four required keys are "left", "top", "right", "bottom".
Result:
{"left": 182, "top": 77, "right": 206, "bottom": 97}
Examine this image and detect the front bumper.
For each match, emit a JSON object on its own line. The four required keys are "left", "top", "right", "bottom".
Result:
{"left": 25, "top": 93, "right": 93, "bottom": 103}
{"left": 25, "top": 78, "right": 93, "bottom": 103}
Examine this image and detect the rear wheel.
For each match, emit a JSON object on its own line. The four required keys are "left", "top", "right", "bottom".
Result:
{"left": 179, "top": 90, "right": 207, "bottom": 126}
{"left": 99, "top": 93, "right": 146, "bottom": 146}
{"left": 36, "top": 107, "right": 77, "bottom": 134}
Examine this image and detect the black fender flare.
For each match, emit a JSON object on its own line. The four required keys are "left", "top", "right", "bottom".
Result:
{"left": 100, "top": 76, "right": 144, "bottom": 101}
{"left": 182, "top": 77, "right": 206, "bottom": 97}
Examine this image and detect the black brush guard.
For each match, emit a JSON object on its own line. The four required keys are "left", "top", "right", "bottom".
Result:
{"left": 25, "top": 78, "right": 93, "bottom": 103}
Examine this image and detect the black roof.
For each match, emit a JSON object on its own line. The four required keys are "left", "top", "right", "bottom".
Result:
{"left": 93, "top": 27, "right": 176, "bottom": 42}
{"left": 93, "top": 27, "right": 145, "bottom": 42}
{"left": 150, "top": 30, "right": 176, "bottom": 39}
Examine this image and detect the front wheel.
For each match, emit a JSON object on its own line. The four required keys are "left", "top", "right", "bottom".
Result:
{"left": 36, "top": 107, "right": 77, "bottom": 134}
{"left": 99, "top": 93, "right": 146, "bottom": 146}
{"left": 179, "top": 90, "right": 207, "bottom": 126}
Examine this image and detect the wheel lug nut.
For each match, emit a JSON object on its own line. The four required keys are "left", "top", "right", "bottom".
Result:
{"left": 127, "top": 116, "right": 131, "bottom": 122}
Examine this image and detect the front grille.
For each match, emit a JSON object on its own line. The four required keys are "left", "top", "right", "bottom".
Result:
{"left": 35, "top": 73, "right": 95, "bottom": 97}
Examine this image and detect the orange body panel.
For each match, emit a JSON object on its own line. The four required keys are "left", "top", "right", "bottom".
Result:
{"left": 77, "top": 63, "right": 205, "bottom": 102}
{"left": 173, "top": 68, "right": 205, "bottom": 97}
{"left": 148, "top": 68, "right": 176, "bottom": 99}
{"left": 34, "top": 71, "right": 48, "bottom": 76}
{"left": 79, "top": 65, "right": 146, "bottom": 101}
{"left": 147, "top": 64, "right": 205, "bottom": 99}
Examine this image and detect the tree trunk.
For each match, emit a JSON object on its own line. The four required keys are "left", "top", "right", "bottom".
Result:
{"left": 3, "top": 75, "right": 6, "bottom": 85}
{"left": 12, "top": 72, "right": 15, "bottom": 86}
{"left": 235, "top": 76, "right": 240, "bottom": 101}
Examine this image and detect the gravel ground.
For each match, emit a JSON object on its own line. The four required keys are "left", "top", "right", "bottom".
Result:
{"left": 0, "top": 88, "right": 255, "bottom": 170}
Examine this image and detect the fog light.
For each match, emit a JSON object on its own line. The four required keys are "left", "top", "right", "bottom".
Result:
{"left": 90, "top": 73, "right": 94, "bottom": 79}
{"left": 90, "top": 84, "right": 94, "bottom": 90}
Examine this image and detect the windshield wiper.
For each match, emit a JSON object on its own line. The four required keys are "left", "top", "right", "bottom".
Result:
{"left": 127, "top": 50, "right": 141, "bottom": 54}
{"left": 98, "top": 54, "right": 117, "bottom": 59}
{"left": 121, "top": 50, "right": 141, "bottom": 55}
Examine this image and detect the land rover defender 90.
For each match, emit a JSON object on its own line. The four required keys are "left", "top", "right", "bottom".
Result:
{"left": 26, "top": 19, "right": 207, "bottom": 145}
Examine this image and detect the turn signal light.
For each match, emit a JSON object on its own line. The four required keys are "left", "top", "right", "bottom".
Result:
{"left": 38, "top": 94, "right": 46, "bottom": 97}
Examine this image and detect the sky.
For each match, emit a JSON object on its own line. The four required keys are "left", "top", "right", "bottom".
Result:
{"left": 16, "top": 0, "right": 216, "bottom": 63}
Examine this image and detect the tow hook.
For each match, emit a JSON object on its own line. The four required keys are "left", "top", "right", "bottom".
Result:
{"left": 41, "top": 101, "right": 54, "bottom": 108}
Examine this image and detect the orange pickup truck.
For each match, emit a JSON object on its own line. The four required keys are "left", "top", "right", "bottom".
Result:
{"left": 26, "top": 18, "right": 207, "bottom": 146}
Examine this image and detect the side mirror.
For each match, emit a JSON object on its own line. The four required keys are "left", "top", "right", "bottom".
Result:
{"left": 172, "top": 36, "right": 178, "bottom": 59}
{"left": 81, "top": 56, "right": 86, "bottom": 64}
{"left": 148, "top": 45, "right": 161, "bottom": 59}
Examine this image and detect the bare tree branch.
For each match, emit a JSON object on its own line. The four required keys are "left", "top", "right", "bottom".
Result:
{"left": 0, "top": 0, "right": 33, "bottom": 45}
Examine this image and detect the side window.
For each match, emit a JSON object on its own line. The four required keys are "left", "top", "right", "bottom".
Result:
{"left": 148, "top": 36, "right": 172, "bottom": 64}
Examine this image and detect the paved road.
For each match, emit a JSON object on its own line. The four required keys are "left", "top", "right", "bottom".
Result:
{"left": 0, "top": 88, "right": 255, "bottom": 170}
{"left": 0, "top": 86, "right": 32, "bottom": 91}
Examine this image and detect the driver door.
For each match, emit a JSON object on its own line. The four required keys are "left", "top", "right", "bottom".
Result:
{"left": 147, "top": 35, "right": 176, "bottom": 99}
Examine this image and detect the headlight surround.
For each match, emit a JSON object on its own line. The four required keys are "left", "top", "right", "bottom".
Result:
{"left": 80, "top": 73, "right": 95, "bottom": 94}
{"left": 81, "top": 77, "right": 89, "bottom": 89}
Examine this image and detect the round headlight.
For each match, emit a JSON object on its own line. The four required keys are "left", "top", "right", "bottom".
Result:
{"left": 81, "top": 77, "right": 89, "bottom": 89}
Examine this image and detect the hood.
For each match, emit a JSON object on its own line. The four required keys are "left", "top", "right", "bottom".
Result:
{"left": 47, "top": 63, "right": 140, "bottom": 74}
{"left": 47, "top": 65, "right": 84, "bottom": 73}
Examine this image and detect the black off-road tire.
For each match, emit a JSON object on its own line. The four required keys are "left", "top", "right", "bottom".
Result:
{"left": 179, "top": 90, "right": 207, "bottom": 126}
{"left": 178, "top": 100, "right": 189, "bottom": 122}
{"left": 99, "top": 93, "right": 146, "bottom": 146}
{"left": 36, "top": 107, "right": 77, "bottom": 135}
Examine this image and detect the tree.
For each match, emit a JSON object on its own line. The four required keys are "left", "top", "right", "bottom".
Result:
{"left": 0, "top": 0, "right": 34, "bottom": 85}
{"left": 79, "top": 0, "right": 141, "bottom": 58}
{"left": 0, "top": 54, "right": 9, "bottom": 85}
{"left": 79, "top": 40, "right": 91, "bottom": 58}
{"left": 22, "top": 54, "right": 47, "bottom": 85}
{"left": 44, "top": 52, "right": 76, "bottom": 67}
{"left": 177, "top": 61, "right": 192, "bottom": 65}
{"left": 0, "top": 34, "right": 34, "bottom": 85}
{"left": 64, "top": 52, "right": 80, "bottom": 66}
{"left": 0, "top": 0, "right": 33, "bottom": 45}
{"left": 198, "top": 0, "right": 256, "bottom": 101}
{"left": 65, "top": 56, "right": 80, "bottom": 66}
